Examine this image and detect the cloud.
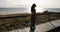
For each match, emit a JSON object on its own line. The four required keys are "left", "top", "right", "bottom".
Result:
{"left": 0, "top": 0, "right": 60, "bottom": 8}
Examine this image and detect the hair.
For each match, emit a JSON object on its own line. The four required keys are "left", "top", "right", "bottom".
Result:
{"left": 31, "top": 4, "right": 36, "bottom": 8}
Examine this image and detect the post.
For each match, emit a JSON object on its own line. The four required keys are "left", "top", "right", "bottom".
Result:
{"left": 30, "top": 4, "right": 36, "bottom": 32}
{"left": 48, "top": 12, "right": 55, "bottom": 28}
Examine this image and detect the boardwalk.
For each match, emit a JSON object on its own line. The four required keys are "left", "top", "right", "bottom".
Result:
{"left": 9, "top": 20, "right": 60, "bottom": 32}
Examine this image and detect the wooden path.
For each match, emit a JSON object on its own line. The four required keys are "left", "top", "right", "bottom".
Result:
{"left": 8, "top": 20, "right": 60, "bottom": 32}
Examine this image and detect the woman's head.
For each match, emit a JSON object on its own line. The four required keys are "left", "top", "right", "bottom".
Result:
{"left": 32, "top": 4, "right": 36, "bottom": 8}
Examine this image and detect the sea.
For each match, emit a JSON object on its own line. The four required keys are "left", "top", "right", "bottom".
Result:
{"left": 44, "top": 8, "right": 60, "bottom": 12}
{"left": 0, "top": 8, "right": 28, "bottom": 15}
{"left": 0, "top": 8, "right": 60, "bottom": 15}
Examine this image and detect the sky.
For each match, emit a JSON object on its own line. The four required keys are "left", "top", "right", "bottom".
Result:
{"left": 0, "top": 0, "right": 60, "bottom": 8}
{"left": 0, "top": 0, "right": 60, "bottom": 14}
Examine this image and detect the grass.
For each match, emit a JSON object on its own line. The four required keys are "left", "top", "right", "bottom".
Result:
{"left": 0, "top": 12, "right": 60, "bottom": 32}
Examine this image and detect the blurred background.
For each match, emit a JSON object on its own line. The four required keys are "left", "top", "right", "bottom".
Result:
{"left": 0, "top": 0, "right": 60, "bottom": 15}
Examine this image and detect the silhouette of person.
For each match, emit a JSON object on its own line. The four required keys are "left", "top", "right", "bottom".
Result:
{"left": 31, "top": 4, "right": 36, "bottom": 13}
{"left": 30, "top": 4, "right": 36, "bottom": 32}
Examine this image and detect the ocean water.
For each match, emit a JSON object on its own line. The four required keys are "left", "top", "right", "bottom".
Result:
{"left": 0, "top": 8, "right": 60, "bottom": 15}
{"left": 0, "top": 8, "right": 27, "bottom": 12}
{"left": 44, "top": 8, "right": 60, "bottom": 12}
{"left": 0, "top": 8, "right": 28, "bottom": 15}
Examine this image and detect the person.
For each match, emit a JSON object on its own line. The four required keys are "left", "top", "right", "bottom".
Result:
{"left": 30, "top": 4, "right": 36, "bottom": 32}
{"left": 31, "top": 4, "right": 36, "bottom": 13}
